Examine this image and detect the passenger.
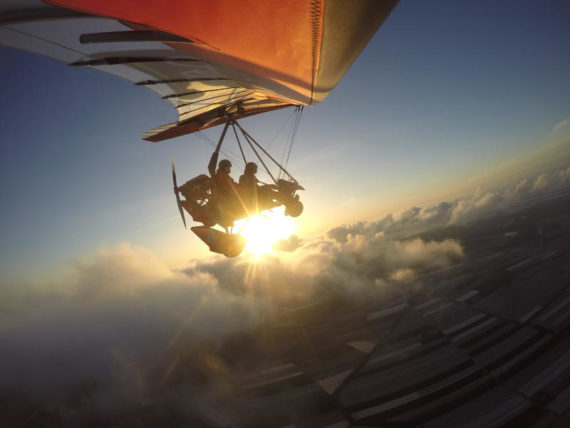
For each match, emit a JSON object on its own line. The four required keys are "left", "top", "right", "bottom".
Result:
{"left": 239, "top": 162, "right": 259, "bottom": 207}
{"left": 239, "top": 162, "right": 277, "bottom": 211}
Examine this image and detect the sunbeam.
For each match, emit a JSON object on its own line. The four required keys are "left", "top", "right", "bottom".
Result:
{"left": 236, "top": 208, "right": 295, "bottom": 256}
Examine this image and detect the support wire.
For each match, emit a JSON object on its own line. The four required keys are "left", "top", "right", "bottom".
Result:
{"left": 233, "top": 120, "right": 299, "bottom": 184}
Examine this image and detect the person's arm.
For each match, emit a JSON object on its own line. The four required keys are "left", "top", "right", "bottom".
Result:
{"left": 208, "top": 121, "right": 230, "bottom": 177}
{"left": 208, "top": 151, "right": 218, "bottom": 178}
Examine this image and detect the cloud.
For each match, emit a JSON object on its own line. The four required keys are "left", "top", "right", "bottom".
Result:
{"left": 504, "top": 178, "right": 531, "bottom": 200}
{"left": 327, "top": 221, "right": 368, "bottom": 244}
{"left": 551, "top": 117, "right": 570, "bottom": 135}
{"left": 272, "top": 234, "right": 303, "bottom": 252}
{"left": 0, "top": 231, "right": 467, "bottom": 424}
{"left": 449, "top": 189, "right": 505, "bottom": 224}
{"left": 558, "top": 166, "right": 570, "bottom": 183}
{"left": 450, "top": 166, "right": 570, "bottom": 225}
{"left": 327, "top": 167, "right": 570, "bottom": 235}
{"left": 531, "top": 174, "right": 549, "bottom": 192}
{"left": 390, "top": 268, "right": 417, "bottom": 283}
{"left": 0, "top": 245, "right": 266, "bottom": 424}
{"left": 506, "top": 167, "right": 570, "bottom": 198}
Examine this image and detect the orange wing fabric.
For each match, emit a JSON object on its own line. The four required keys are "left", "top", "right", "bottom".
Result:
{"left": 47, "top": 0, "right": 322, "bottom": 103}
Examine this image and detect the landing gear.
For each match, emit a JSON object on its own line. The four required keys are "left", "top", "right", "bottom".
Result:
{"left": 285, "top": 199, "right": 303, "bottom": 217}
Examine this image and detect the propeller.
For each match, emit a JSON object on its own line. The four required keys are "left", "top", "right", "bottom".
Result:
{"left": 172, "top": 158, "right": 187, "bottom": 229}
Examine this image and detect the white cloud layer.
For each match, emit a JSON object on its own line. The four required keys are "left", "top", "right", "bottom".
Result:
{"left": 1, "top": 166, "right": 568, "bottom": 424}
{"left": 328, "top": 166, "right": 570, "bottom": 243}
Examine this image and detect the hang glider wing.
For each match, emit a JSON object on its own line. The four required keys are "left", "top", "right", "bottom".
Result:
{"left": 1, "top": 0, "right": 398, "bottom": 141}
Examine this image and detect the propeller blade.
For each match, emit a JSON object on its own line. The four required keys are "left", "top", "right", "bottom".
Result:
{"left": 172, "top": 158, "right": 187, "bottom": 229}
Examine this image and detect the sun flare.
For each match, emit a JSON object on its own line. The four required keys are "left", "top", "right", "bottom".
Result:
{"left": 236, "top": 208, "right": 295, "bottom": 256}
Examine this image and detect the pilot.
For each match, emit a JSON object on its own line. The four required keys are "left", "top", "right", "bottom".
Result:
{"left": 214, "top": 159, "right": 239, "bottom": 201}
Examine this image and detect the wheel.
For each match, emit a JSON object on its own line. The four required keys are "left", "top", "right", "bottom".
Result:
{"left": 285, "top": 200, "right": 303, "bottom": 217}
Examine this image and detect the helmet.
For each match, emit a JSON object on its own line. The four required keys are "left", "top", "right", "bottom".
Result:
{"left": 245, "top": 162, "right": 258, "bottom": 174}
{"left": 219, "top": 159, "right": 232, "bottom": 170}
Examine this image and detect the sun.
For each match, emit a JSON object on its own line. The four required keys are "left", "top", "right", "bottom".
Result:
{"left": 235, "top": 208, "right": 295, "bottom": 256}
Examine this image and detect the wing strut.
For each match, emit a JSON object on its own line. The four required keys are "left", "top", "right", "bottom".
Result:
{"left": 231, "top": 121, "right": 248, "bottom": 165}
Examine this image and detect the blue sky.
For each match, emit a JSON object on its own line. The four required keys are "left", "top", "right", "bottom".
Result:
{"left": 1, "top": 0, "right": 569, "bottom": 281}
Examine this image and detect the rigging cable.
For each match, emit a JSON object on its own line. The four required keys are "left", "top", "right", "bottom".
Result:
{"left": 267, "top": 107, "right": 298, "bottom": 149}
{"left": 278, "top": 106, "right": 303, "bottom": 179}
{"left": 237, "top": 124, "right": 277, "bottom": 184}
{"left": 234, "top": 120, "right": 299, "bottom": 184}
{"left": 284, "top": 106, "right": 303, "bottom": 170}
{"left": 196, "top": 130, "right": 244, "bottom": 168}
